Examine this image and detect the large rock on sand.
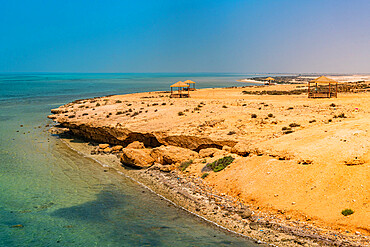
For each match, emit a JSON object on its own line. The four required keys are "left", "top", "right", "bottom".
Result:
{"left": 199, "top": 148, "right": 220, "bottom": 158}
{"left": 99, "top": 144, "right": 110, "bottom": 149}
{"left": 231, "top": 141, "right": 251, "bottom": 156}
{"left": 151, "top": 145, "right": 198, "bottom": 165}
{"left": 120, "top": 148, "right": 154, "bottom": 168}
{"left": 126, "top": 141, "right": 145, "bottom": 149}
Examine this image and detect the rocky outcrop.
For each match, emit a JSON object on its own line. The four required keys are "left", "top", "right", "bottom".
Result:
{"left": 99, "top": 144, "right": 110, "bottom": 149}
{"left": 231, "top": 141, "right": 251, "bottom": 156}
{"left": 151, "top": 145, "right": 199, "bottom": 165}
{"left": 126, "top": 141, "right": 145, "bottom": 149}
{"left": 120, "top": 148, "right": 155, "bottom": 168}
{"left": 52, "top": 121, "right": 235, "bottom": 152}
{"left": 199, "top": 148, "right": 220, "bottom": 158}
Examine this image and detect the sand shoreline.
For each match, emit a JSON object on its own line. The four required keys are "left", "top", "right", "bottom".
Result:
{"left": 48, "top": 78, "right": 370, "bottom": 246}
{"left": 57, "top": 134, "right": 366, "bottom": 246}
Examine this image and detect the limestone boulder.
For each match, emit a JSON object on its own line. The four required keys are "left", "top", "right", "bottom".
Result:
{"left": 111, "top": 145, "right": 123, "bottom": 152}
{"left": 222, "top": 145, "right": 232, "bottom": 152}
{"left": 231, "top": 141, "right": 251, "bottom": 156}
{"left": 151, "top": 145, "right": 198, "bottom": 165}
{"left": 199, "top": 148, "right": 220, "bottom": 158}
{"left": 126, "top": 141, "right": 145, "bottom": 149}
{"left": 99, "top": 144, "right": 110, "bottom": 149}
{"left": 120, "top": 148, "right": 155, "bottom": 168}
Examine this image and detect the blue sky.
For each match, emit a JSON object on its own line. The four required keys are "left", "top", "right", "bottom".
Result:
{"left": 0, "top": 0, "right": 369, "bottom": 73}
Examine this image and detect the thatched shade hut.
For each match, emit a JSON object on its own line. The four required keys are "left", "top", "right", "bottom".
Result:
{"left": 170, "top": 81, "right": 190, "bottom": 98}
{"left": 263, "top": 77, "right": 275, "bottom": 85}
{"left": 308, "top": 76, "right": 338, "bottom": 98}
{"left": 184, "top": 80, "right": 196, "bottom": 91}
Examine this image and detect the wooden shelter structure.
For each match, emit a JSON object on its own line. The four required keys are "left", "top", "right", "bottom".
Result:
{"left": 184, "top": 80, "right": 196, "bottom": 91}
{"left": 170, "top": 81, "right": 190, "bottom": 98}
{"left": 263, "top": 77, "right": 275, "bottom": 85}
{"left": 308, "top": 76, "right": 338, "bottom": 98}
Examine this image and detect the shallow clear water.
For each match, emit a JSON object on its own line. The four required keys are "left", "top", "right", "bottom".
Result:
{"left": 0, "top": 73, "right": 259, "bottom": 246}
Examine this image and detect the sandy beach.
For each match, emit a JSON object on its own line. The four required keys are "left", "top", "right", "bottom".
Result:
{"left": 48, "top": 75, "right": 370, "bottom": 246}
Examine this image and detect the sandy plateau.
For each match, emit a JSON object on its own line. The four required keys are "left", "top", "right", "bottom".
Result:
{"left": 49, "top": 76, "right": 370, "bottom": 246}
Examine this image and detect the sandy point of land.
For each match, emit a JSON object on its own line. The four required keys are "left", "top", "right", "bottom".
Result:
{"left": 49, "top": 79, "right": 370, "bottom": 244}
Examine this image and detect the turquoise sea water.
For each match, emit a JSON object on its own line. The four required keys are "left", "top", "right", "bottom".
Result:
{"left": 0, "top": 73, "right": 259, "bottom": 246}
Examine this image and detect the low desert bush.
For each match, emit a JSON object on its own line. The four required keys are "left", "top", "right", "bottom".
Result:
{"left": 178, "top": 111, "right": 185, "bottom": 116}
{"left": 334, "top": 113, "right": 346, "bottom": 118}
{"left": 116, "top": 100, "right": 122, "bottom": 103}
{"left": 251, "top": 114, "right": 257, "bottom": 118}
{"left": 201, "top": 173, "right": 209, "bottom": 179}
{"left": 206, "top": 156, "right": 235, "bottom": 172}
{"left": 341, "top": 208, "right": 354, "bottom": 216}
{"left": 180, "top": 160, "right": 193, "bottom": 171}
{"left": 289, "top": 123, "right": 300, "bottom": 127}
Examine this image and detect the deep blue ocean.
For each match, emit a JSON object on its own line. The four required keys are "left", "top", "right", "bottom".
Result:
{"left": 0, "top": 73, "right": 260, "bottom": 246}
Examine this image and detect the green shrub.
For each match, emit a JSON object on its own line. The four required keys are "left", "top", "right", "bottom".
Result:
{"left": 222, "top": 105, "right": 228, "bottom": 108}
{"left": 180, "top": 160, "right": 193, "bottom": 171}
{"left": 206, "top": 156, "right": 234, "bottom": 172}
{"left": 96, "top": 103, "right": 100, "bottom": 106}
{"left": 309, "top": 119, "right": 316, "bottom": 123}
{"left": 268, "top": 113, "right": 274, "bottom": 118}
{"left": 201, "top": 173, "right": 209, "bottom": 179}
{"left": 341, "top": 208, "right": 354, "bottom": 216}
{"left": 289, "top": 123, "right": 300, "bottom": 127}
{"left": 116, "top": 100, "right": 122, "bottom": 103}
{"left": 330, "top": 103, "right": 336, "bottom": 107}
{"left": 178, "top": 111, "right": 185, "bottom": 116}
{"left": 287, "top": 107, "right": 293, "bottom": 110}
{"left": 194, "top": 107, "right": 201, "bottom": 111}
{"left": 201, "top": 159, "right": 207, "bottom": 163}
{"left": 282, "top": 127, "right": 291, "bottom": 131}
{"left": 251, "top": 114, "right": 257, "bottom": 118}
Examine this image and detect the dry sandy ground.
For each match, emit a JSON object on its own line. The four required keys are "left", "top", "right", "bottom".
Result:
{"left": 50, "top": 77, "right": 370, "bottom": 240}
